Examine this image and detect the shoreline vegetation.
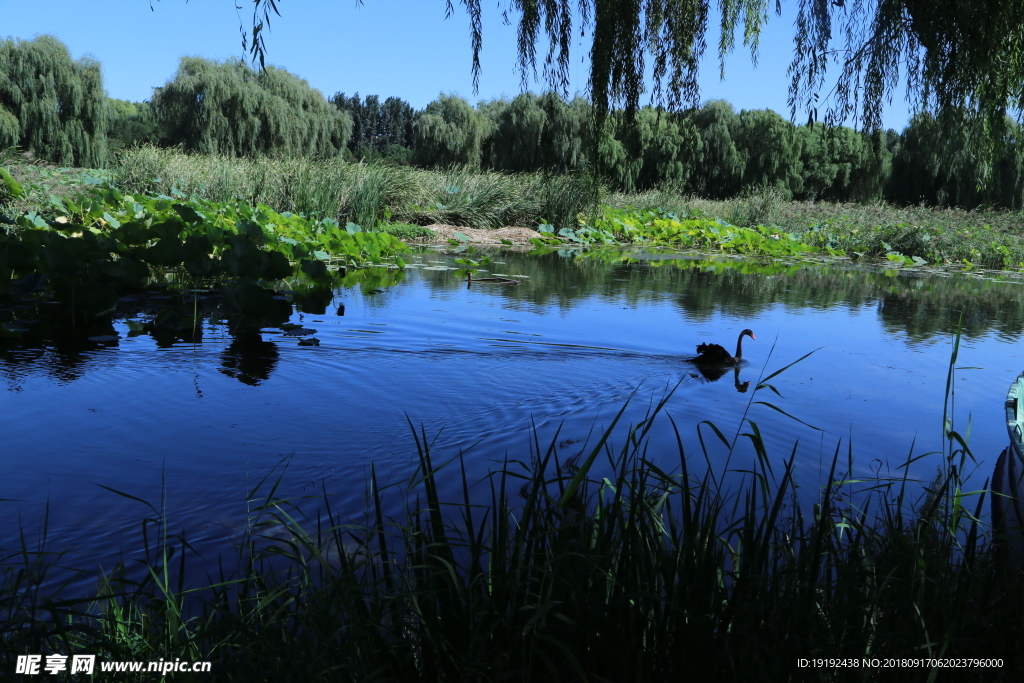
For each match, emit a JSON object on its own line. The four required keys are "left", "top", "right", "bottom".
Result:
{"left": 2, "top": 347, "right": 1023, "bottom": 681}
{"left": 4, "top": 146, "right": 1024, "bottom": 276}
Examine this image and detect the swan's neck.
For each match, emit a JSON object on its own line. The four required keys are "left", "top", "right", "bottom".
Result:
{"left": 734, "top": 332, "right": 745, "bottom": 361}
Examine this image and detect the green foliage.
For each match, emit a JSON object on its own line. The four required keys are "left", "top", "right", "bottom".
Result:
{"left": 726, "top": 183, "right": 788, "bottom": 228}
{"left": 0, "top": 167, "right": 26, "bottom": 202}
{"left": 692, "top": 100, "right": 745, "bottom": 198}
{"left": 732, "top": 108, "right": 802, "bottom": 198}
{"left": 12, "top": 140, "right": 1024, "bottom": 272}
{"left": 452, "top": 245, "right": 494, "bottom": 278}
{"left": 0, "top": 153, "right": 113, "bottom": 215}
{"left": 486, "top": 93, "right": 549, "bottom": 173}
{"left": 370, "top": 221, "right": 434, "bottom": 240}
{"left": 331, "top": 92, "right": 417, "bottom": 160}
{"left": 887, "top": 112, "right": 1024, "bottom": 210}
{"left": 0, "top": 183, "right": 408, "bottom": 319}
{"left": 231, "top": 0, "right": 1024, "bottom": 187}
{"left": 790, "top": 0, "right": 1024, "bottom": 173}
{"left": 579, "top": 205, "right": 815, "bottom": 258}
{"left": 413, "top": 93, "right": 490, "bottom": 168}
{"left": 0, "top": 107, "right": 18, "bottom": 152}
{"left": 799, "top": 221, "right": 1024, "bottom": 271}
{"left": 152, "top": 57, "right": 352, "bottom": 158}
{"left": 0, "top": 35, "right": 108, "bottom": 167}
{"left": 795, "top": 122, "right": 885, "bottom": 202}
{"left": 106, "top": 146, "right": 597, "bottom": 231}
{"left": 105, "top": 98, "right": 159, "bottom": 155}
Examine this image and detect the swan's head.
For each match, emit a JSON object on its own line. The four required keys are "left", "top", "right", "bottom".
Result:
{"left": 741, "top": 329, "right": 755, "bottom": 340}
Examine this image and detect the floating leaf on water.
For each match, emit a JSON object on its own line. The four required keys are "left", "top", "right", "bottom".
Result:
{"left": 421, "top": 265, "right": 452, "bottom": 271}
{"left": 282, "top": 327, "right": 317, "bottom": 336}
{"left": 298, "top": 337, "right": 320, "bottom": 346}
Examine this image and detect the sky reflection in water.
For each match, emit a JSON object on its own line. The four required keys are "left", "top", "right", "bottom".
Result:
{"left": 3, "top": 249, "right": 1024, "bottom": 581}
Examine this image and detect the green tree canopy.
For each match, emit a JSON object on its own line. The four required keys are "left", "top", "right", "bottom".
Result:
{"left": 488, "top": 93, "right": 548, "bottom": 173}
{"left": 0, "top": 35, "right": 107, "bottom": 166}
{"left": 414, "top": 93, "right": 490, "bottom": 167}
{"left": 106, "top": 99, "right": 159, "bottom": 155}
{"left": 241, "top": 0, "right": 1024, "bottom": 168}
{"left": 732, "top": 108, "right": 803, "bottom": 198}
{"left": 691, "top": 100, "right": 744, "bottom": 199}
{"left": 152, "top": 57, "right": 351, "bottom": 158}
{"left": 331, "top": 93, "right": 417, "bottom": 162}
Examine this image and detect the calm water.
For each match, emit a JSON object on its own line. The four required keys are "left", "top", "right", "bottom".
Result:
{"left": 4, "top": 248, "right": 1024, "bottom": 581}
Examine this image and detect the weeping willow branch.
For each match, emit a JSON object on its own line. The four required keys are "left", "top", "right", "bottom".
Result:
{"left": 235, "top": 0, "right": 1024, "bottom": 175}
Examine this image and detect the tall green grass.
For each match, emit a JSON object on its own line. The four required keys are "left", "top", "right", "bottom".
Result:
{"left": 2, "top": 336, "right": 1021, "bottom": 681}
{"left": 107, "top": 146, "right": 598, "bottom": 232}
{"left": 9, "top": 146, "right": 1024, "bottom": 268}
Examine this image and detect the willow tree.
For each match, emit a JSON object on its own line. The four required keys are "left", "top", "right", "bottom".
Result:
{"left": 152, "top": 57, "right": 351, "bottom": 158}
{"left": 732, "top": 109, "right": 803, "bottom": 198}
{"left": 488, "top": 93, "right": 548, "bottom": 172}
{"left": 691, "top": 100, "right": 744, "bottom": 199}
{"left": 634, "top": 108, "right": 703, "bottom": 191}
{"left": 537, "top": 93, "right": 589, "bottom": 172}
{"left": 238, "top": 0, "right": 1024, "bottom": 172}
{"left": 107, "top": 99, "right": 159, "bottom": 154}
{"left": 0, "top": 35, "right": 107, "bottom": 166}
{"left": 413, "top": 94, "right": 490, "bottom": 168}
{"left": 604, "top": 106, "right": 703, "bottom": 192}
{"left": 887, "top": 112, "right": 1024, "bottom": 209}
{"left": 479, "top": 92, "right": 590, "bottom": 174}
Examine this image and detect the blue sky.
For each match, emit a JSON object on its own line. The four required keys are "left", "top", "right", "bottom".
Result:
{"left": 2, "top": 0, "right": 913, "bottom": 130}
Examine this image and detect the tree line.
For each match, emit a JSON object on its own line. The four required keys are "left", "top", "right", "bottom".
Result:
{"left": 3, "top": 35, "right": 1024, "bottom": 210}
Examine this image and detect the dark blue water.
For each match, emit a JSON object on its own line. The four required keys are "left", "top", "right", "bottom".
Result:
{"left": 3, "top": 249, "right": 1024, "bottom": 582}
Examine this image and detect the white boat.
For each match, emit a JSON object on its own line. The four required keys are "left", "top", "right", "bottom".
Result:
{"left": 994, "top": 372, "right": 1024, "bottom": 563}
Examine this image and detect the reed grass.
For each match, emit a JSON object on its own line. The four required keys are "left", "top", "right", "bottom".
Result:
{"left": 2, "top": 334, "right": 1022, "bottom": 681}
{"left": 8, "top": 146, "right": 1024, "bottom": 268}
{"left": 105, "top": 146, "right": 599, "bottom": 232}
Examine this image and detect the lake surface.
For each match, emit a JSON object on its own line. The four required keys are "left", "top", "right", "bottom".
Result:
{"left": 4, "top": 248, "right": 1024, "bottom": 585}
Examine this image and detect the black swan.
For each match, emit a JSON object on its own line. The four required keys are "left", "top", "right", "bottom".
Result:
{"left": 692, "top": 329, "right": 755, "bottom": 366}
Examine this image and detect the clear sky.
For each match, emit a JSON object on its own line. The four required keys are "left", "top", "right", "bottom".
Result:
{"left": 1, "top": 0, "right": 913, "bottom": 130}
